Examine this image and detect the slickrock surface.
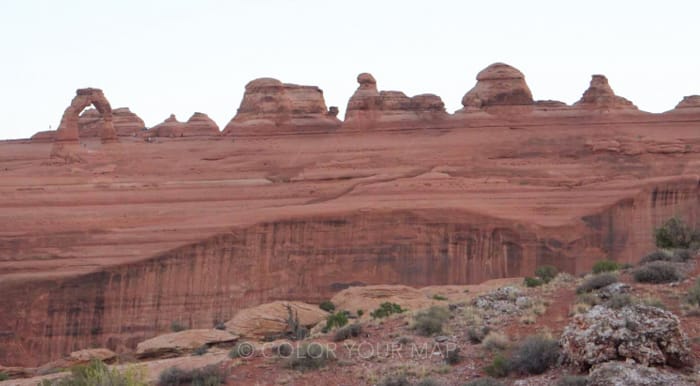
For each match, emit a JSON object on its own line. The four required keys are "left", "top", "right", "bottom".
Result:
{"left": 224, "top": 301, "right": 327, "bottom": 339}
{"left": 222, "top": 78, "right": 340, "bottom": 136}
{"left": 1, "top": 64, "right": 700, "bottom": 366}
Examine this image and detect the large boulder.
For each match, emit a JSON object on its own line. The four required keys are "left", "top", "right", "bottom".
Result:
{"left": 588, "top": 361, "right": 694, "bottom": 386}
{"left": 224, "top": 301, "right": 327, "bottom": 339}
{"left": 135, "top": 329, "right": 237, "bottom": 359}
{"left": 574, "top": 75, "right": 637, "bottom": 110}
{"left": 68, "top": 348, "right": 117, "bottom": 364}
{"left": 460, "top": 63, "right": 534, "bottom": 110}
{"left": 330, "top": 285, "right": 435, "bottom": 315}
{"left": 560, "top": 305, "right": 692, "bottom": 368}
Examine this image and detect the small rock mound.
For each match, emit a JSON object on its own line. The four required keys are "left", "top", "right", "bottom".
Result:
{"left": 330, "top": 285, "right": 435, "bottom": 316}
{"left": 460, "top": 63, "right": 534, "bottom": 109}
{"left": 185, "top": 112, "right": 220, "bottom": 136}
{"left": 151, "top": 114, "right": 186, "bottom": 137}
{"left": 224, "top": 301, "right": 327, "bottom": 339}
{"left": 574, "top": 75, "right": 637, "bottom": 110}
{"left": 135, "top": 329, "right": 237, "bottom": 359}
{"left": 560, "top": 304, "right": 692, "bottom": 368}
{"left": 588, "top": 361, "right": 694, "bottom": 386}
{"left": 473, "top": 286, "right": 531, "bottom": 315}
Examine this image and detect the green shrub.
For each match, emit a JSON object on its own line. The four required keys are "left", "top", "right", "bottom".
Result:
{"left": 333, "top": 324, "right": 362, "bottom": 342}
{"left": 371, "top": 302, "right": 405, "bottom": 319}
{"left": 523, "top": 276, "right": 544, "bottom": 287}
{"left": 640, "top": 250, "right": 674, "bottom": 264}
{"left": 416, "top": 378, "right": 443, "bottom": 386}
{"left": 286, "top": 343, "right": 335, "bottom": 371}
{"left": 509, "top": 335, "right": 559, "bottom": 375}
{"left": 687, "top": 278, "right": 700, "bottom": 306}
{"left": 655, "top": 217, "right": 700, "bottom": 250}
{"left": 433, "top": 294, "right": 448, "bottom": 301}
{"left": 324, "top": 311, "right": 349, "bottom": 332}
{"left": 319, "top": 300, "right": 336, "bottom": 312}
{"left": 482, "top": 332, "right": 509, "bottom": 352}
{"left": 170, "top": 320, "right": 187, "bottom": 332}
{"left": 557, "top": 375, "right": 589, "bottom": 386}
{"left": 444, "top": 345, "right": 461, "bottom": 365}
{"left": 228, "top": 342, "right": 253, "bottom": 359}
{"left": 463, "top": 378, "right": 504, "bottom": 386}
{"left": 157, "top": 365, "right": 226, "bottom": 386}
{"left": 0, "top": 372, "right": 8, "bottom": 381}
{"left": 413, "top": 306, "right": 450, "bottom": 336}
{"left": 467, "top": 325, "right": 491, "bottom": 344}
{"left": 192, "top": 344, "right": 208, "bottom": 356}
{"left": 535, "top": 265, "right": 558, "bottom": 283}
{"left": 378, "top": 374, "right": 411, "bottom": 386}
{"left": 606, "top": 294, "right": 633, "bottom": 309}
{"left": 357, "top": 309, "right": 364, "bottom": 317}
{"left": 576, "top": 273, "right": 618, "bottom": 293}
{"left": 633, "top": 261, "right": 683, "bottom": 283}
{"left": 576, "top": 292, "right": 601, "bottom": 306}
{"left": 592, "top": 260, "right": 620, "bottom": 274}
{"left": 40, "top": 360, "right": 147, "bottom": 386}
{"left": 484, "top": 354, "right": 509, "bottom": 377}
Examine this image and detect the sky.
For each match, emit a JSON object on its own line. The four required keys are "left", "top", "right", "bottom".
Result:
{"left": 0, "top": 0, "right": 698, "bottom": 140}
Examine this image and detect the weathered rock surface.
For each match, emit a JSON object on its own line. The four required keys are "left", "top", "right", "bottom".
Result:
{"left": 150, "top": 114, "right": 186, "bottom": 137}
{"left": 224, "top": 301, "right": 327, "bottom": 339}
{"left": 588, "top": 361, "right": 694, "bottom": 386}
{"left": 68, "top": 348, "right": 117, "bottom": 364}
{"left": 672, "top": 95, "right": 700, "bottom": 111}
{"left": 459, "top": 63, "right": 534, "bottom": 111}
{"left": 574, "top": 75, "right": 638, "bottom": 110}
{"left": 79, "top": 107, "right": 145, "bottom": 137}
{"left": 560, "top": 305, "right": 692, "bottom": 368}
{"left": 135, "top": 329, "right": 237, "bottom": 359}
{"left": 222, "top": 78, "right": 340, "bottom": 136}
{"left": 343, "top": 73, "right": 448, "bottom": 130}
{"left": 185, "top": 112, "right": 220, "bottom": 136}
{"left": 330, "top": 285, "right": 436, "bottom": 315}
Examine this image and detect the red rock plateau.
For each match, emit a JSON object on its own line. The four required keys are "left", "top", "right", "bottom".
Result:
{"left": 1, "top": 63, "right": 700, "bottom": 367}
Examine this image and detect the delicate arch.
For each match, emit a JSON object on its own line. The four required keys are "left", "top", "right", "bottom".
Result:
{"left": 54, "top": 88, "right": 118, "bottom": 143}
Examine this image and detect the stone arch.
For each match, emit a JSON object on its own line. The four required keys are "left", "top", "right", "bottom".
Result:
{"left": 54, "top": 88, "right": 118, "bottom": 143}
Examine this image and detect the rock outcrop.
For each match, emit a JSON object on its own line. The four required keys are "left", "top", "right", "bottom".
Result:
{"left": 68, "top": 348, "right": 117, "bottom": 364}
{"left": 574, "top": 75, "right": 638, "bottom": 110}
{"left": 79, "top": 107, "right": 145, "bottom": 137}
{"left": 224, "top": 301, "right": 327, "bottom": 339}
{"left": 135, "top": 329, "right": 237, "bottom": 359}
{"left": 330, "top": 285, "right": 436, "bottom": 316}
{"left": 459, "top": 63, "right": 534, "bottom": 112}
{"left": 671, "top": 95, "right": 700, "bottom": 112}
{"left": 222, "top": 78, "right": 340, "bottom": 136}
{"left": 560, "top": 305, "right": 692, "bottom": 368}
{"left": 150, "top": 114, "right": 186, "bottom": 138}
{"left": 343, "top": 73, "right": 448, "bottom": 130}
{"left": 588, "top": 362, "right": 694, "bottom": 386}
{"left": 185, "top": 112, "right": 220, "bottom": 136}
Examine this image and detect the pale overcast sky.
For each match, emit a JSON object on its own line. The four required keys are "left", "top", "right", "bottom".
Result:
{"left": 0, "top": 0, "right": 698, "bottom": 139}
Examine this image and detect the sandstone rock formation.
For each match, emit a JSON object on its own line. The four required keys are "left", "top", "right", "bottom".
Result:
{"left": 574, "top": 75, "right": 638, "bottom": 110}
{"left": 150, "top": 114, "right": 185, "bottom": 137}
{"left": 68, "top": 348, "right": 117, "bottom": 364}
{"left": 224, "top": 301, "right": 327, "bottom": 339}
{"left": 330, "top": 285, "right": 436, "bottom": 316}
{"left": 222, "top": 78, "right": 340, "bottom": 136}
{"left": 135, "top": 329, "right": 237, "bottom": 359}
{"left": 459, "top": 63, "right": 534, "bottom": 112}
{"left": 343, "top": 73, "right": 448, "bottom": 130}
{"left": 671, "top": 95, "right": 700, "bottom": 112}
{"left": 185, "top": 112, "right": 220, "bottom": 136}
{"left": 560, "top": 305, "right": 692, "bottom": 368}
{"left": 78, "top": 107, "right": 145, "bottom": 137}
{"left": 588, "top": 361, "right": 694, "bottom": 386}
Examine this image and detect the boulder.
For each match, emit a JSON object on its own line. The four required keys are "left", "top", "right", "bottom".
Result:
{"left": 330, "top": 285, "right": 435, "bottom": 316}
{"left": 135, "top": 329, "right": 237, "bottom": 359}
{"left": 460, "top": 63, "right": 534, "bottom": 110}
{"left": 588, "top": 361, "right": 694, "bottom": 386}
{"left": 222, "top": 78, "right": 341, "bottom": 136}
{"left": 68, "top": 348, "right": 117, "bottom": 364}
{"left": 224, "top": 301, "right": 327, "bottom": 339}
{"left": 560, "top": 305, "right": 692, "bottom": 368}
{"left": 574, "top": 75, "right": 637, "bottom": 110}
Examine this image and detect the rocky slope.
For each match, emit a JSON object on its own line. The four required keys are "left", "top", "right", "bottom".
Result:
{"left": 1, "top": 63, "right": 700, "bottom": 366}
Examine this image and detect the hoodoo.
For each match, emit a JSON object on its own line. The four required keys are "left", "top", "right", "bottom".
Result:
{"left": 222, "top": 78, "right": 341, "bottom": 136}
{"left": 460, "top": 62, "right": 534, "bottom": 111}
{"left": 574, "top": 74, "right": 638, "bottom": 110}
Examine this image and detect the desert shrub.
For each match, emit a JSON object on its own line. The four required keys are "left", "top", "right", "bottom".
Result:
{"left": 416, "top": 378, "right": 443, "bottom": 386}
{"left": 444, "top": 345, "right": 461, "bottom": 365}
{"left": 633, "top": 261, "right": 683, "bottom": 283}
{"left": 576, "top": 292, "right": 601, "bottom": 306}
{"left": 213, "top": 322, "right": 226, "bottom": 330}
{"left": 170, "top": 320, "right": 186, "bottom": 332}
{"left": 463, "top": 378, "right": 504, "bottom": 386}
{"left": 509, "top": 335, "right": 559, "bottom": 375}
{"left": 467, "top": 325, "right": 491, "bottom": 344}
{"left": 371, "top": 302, "right": 405, "bottom": 319}
{"left": 640, "top": 250, "right": 674, "bottom": 264}
{"left": 557, "top": 375, "right": 589, "bottom": 386}
{"left": 482, "top": 332, "right": 509, "bottom": 352}
{"left": 639, "top": 296, "right": 666, "bottom": 309}
{"left": 397, "top": 335, "right": 413, "bottom": 345}
{"left": 357, "top": 309, "right": 364, "bottom": 317}
{"left": 192, "top": 344, "right": 208, "bottom": 356}
{"left": 275, "top": 342, "right": 293, "bottom": 357}
{"left": 576, "top": 273, "right": 618, "bottom": 293}
{"left": 605, "top": 293, "right": 633, "bottom": 309}
{"left": 158, "top": 365, "right": 225, "bottom": 386}
{"left": 673, "top": 248, "right": 694, "bottom": 261}
{"left": 333, "top": 323, "right": 362, "bottom": 342}
{"left": 433, "top": 294, "right": 448, "bottom": 301}
{"left": 484, "top": 354, "right": 509, "bottom": 377}
{"left": 0, "top": 372, "right": 8, "bottom": 381}
{"left": 535, "top": 265, "right": 558, "bottom": 283}
{"left": 523, "top": 276, "right": 544, "bottom": 287}
{"left": 42, "top": 360, "right": 147, "bottom": 386}
{"left": 413, "top": 306, "right": 450, "bottom": 336}
{"left": 286, "top": 343, "right": 335, "bottom": 371}
{"left": 378, "top": 374, "right": 411, "bottom": 386}
{"left": 228, "top": 341, "right": 253, "bottom": 359}
{"left": 324, "top": 311, "right": 349, "bottom": 332}
{"left": 655, "top": 217, "right": 700, "bottom": 250}
{"left": 319, "top": 300, "right": 335, "bottom": 312}
{"left": 686, "top": 278, "right": 700, "bottom": 306}
{"left": 285, "top": 305, "right": 309, "bottom": 340}
{"left": 592, "top": 260, "right": 620, "bottom": 274}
